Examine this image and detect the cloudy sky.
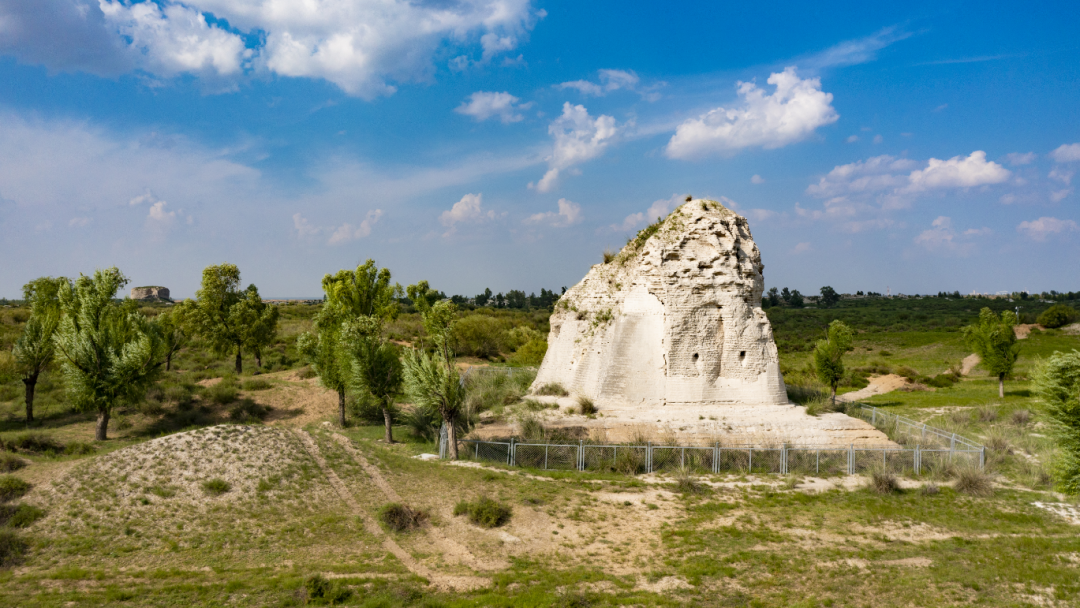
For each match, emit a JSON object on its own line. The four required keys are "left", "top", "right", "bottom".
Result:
{"left": 0, "top": 0, "right": 1077, "bottom": 298}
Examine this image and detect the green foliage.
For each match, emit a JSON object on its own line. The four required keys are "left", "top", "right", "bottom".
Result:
{"left": 534, "top": 382, "right": 568, "bottom": 397}
{"left": 0, "top": 454, "right": 25, "bottom": 473}
{"left": 1, "top": 504, "right": 45, "bottom": 528}
{"left": 155, "top": 302, "right": 192, "bottom": 371}
{"left": 303, "top": 574, "right": 351, "bottom": 605}
{"left": 201, "top": 478, "right": 231, "bottom": 496}
{"left": 813, "top": 320, "right": 854, "bottom": 398}
{"left": 241, "top": 378, "right": 271, "bottom": 391}
{"left": 228, "top": 398, "right": 269, "bottom": 423}
{"left": 12, "top": 276, "right": 68, "bottom": 421}
{"left": 576, "top": 395, "right": 597, "bottom": 415}
{"left": 453, "top": 496, "right": 512, "bottom": 528}
{"left": 964, "top": 307, "right": 1021, "bottom": 393}
{"left": 187, "top": 264, "right": 279, "bottom": 373}
{"left": 53, "top": 268, "right": 166, "bottom": 440}
{"left": 0, "top": 476, "right": 30, "bottom": 502}
{"left": 0, "top": 529, "right": 28, "bottom": 567}
{"left": 377, "top": 503, "right": 429, "bottom": 532}
{"left": 205, "top": 376, "right": 239, "bottom": 404}
{"left": 0, "top": 432, "right": 64, "bottom": 455}
{"left": 818, "top": 286, "right": 840, "bottom": 308}
{"left": 1033, "top": 350, "right": 1080, "bottom": 493}
{"left": 511, "top": 338, "right": 547, "bottom": 366}
{"left": 1038, "top": 304, "right": 1079, "bottom": 329}
{"left": 954, "top": 467, "right": 994, "bottom": 496}
{"left": 452, "top": 314, "right": 510, "bottom": 358}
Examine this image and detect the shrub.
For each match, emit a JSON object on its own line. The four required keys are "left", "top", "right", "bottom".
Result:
{"left": 976, "top": 406, "right": 998, "bottom": 423}
{"left": 1037, "top": 304, "right": 1080, "bottom": 329}
{"left": 304, "top": 574, "right": 351, "bottom": 605}
{"left": 454, "top": 496, "right": 512, "bottom": 528}
{"left": 201, "top": 479, "right": 231, "bottom": 496}
{"left": 350, "top": 390, "right": 391, "bottom": 425}
{"left": 954, "top": 468, "right": 993, "bottom": 496}
{"left": 0, "top": 433, "right": 63, "bottom": 455}
{"left": 518, "top": 416, "right": 545, "bottom": 441}
{"left": 378, "top": 503, "right": 429, "bottom": 532}
{"left": 297, "top": 366, "right": 318, "bottom": 380}
{"left": 673, "top": 466, "right": 707, "bottom": 495}
{"left": 511, "top": 338, "right": 548, "bottom": 366}
{"left": 0, "top": 454, "right": 25, "bottom": 473}
{"left": 0, "top": 504, "right": 45, "bottom": 528}
{"left": 205, "top": 381, "right": 239, "bottom": 405}
{"left": 576, "top": 396, "right": 597, "bottom": 416}
{"left": 602, "top": 249, "right": 616, "bottom": 264}
{"left": 523, "top": 399, "right": 553, "bottom": 412}
{"left": 463, "top": 368, "right": 535, "bottom": 416}
{"left": 241, "top": 378, "right": 272, "bottom": 391}
{"left": 805, "top": 395, "right": 843, "bottom": 416}
{"left": 1011, "top": 409, "right": 1032, "bottom": 425}
{"left": 228, "top": 399, "right": 269, "bottom": 423}
{"left": 63, "top": 442, "right": 95, "bottom": 456}
{"left": 453, "top": 314, "right": 512, "bottom": 359}
{"left": 0, "top": 476, "right": 31, "bottom": 502}
{"left": 534, "top": 382, "right": 568, "bottom": 397}
{"left": 926, "top": 373, "right": 959, "bottom": 388}
{"left": 785, "top": 384, "right": 825, "bottom": 405}
{"left": 868, "top": 470, "right": 899, "bottom": 494}
{"left": 920, "top": 483, "right": 940, "bottom": 496}
{"left": 895, "top": 366, "right": 920, "bottom": 382}
{"left": 0, "top": 529, "right": 28, "bottom": 568}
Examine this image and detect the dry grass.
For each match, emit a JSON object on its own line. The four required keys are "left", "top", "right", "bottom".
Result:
{"left": 576, "top": 396, "right": 597, "bottom": 416}
{"left": 377, "top": 503, "right": 429, "bottom": 533}
{"left": 534, "top": 383, "right": 569, "bottom": 397}
{"left": 868, "top": 470, "right": 900, "bottom": 494}
{"left": 955, "top": 468, "right": 994, "bottom": 497}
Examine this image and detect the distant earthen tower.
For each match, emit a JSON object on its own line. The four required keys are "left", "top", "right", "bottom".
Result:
{"left": 533, "top": 198, "right": 787, "bottom": 406}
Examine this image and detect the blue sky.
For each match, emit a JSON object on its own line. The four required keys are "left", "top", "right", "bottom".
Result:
{"left": 0, "top": 0, "right": 1077, "bottom": 299}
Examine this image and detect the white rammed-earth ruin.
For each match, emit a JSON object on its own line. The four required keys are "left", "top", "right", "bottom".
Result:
{"left": 533, "top": 198, "right": 786, "bottom": 406}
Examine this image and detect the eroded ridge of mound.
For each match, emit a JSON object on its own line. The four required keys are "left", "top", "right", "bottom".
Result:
{"left": 534, "top": 198, "right": 787, "bottom": 406}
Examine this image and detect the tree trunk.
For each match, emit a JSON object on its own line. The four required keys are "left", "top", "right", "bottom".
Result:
{"left": 166, "top": 351, "right": 172, "bottom": 372}
{"left": 830, "top": 385, "right": 837, "bottom": 405}
{"left": 255, "top": 349, "right": 262, "bottom": 370}
{"left": 235, "top": 348, "right": 243, "bottom": 375}
{"left": 23, "top": 372, "right": 38, "bottom": 424}
{"left": 382, "top": 405, "right": 395, "bottom": 443}
{"left": 95, "top": 409, "right": 110, "bottom": 441}
{"left": 338, "top": 389, "right": 347, "bottom": 427}
{"left": 999, "top": 373, "right": 1005, "bottom": 399}
{"left": 445, "top": 413, "right": 459, "bottom": 460}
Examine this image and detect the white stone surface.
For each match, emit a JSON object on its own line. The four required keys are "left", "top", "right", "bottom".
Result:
{"left": 533, "top": 198, "right": 787, "bottom": 406}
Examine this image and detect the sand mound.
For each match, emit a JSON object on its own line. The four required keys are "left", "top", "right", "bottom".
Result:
{"left": 837, "top": 374, "right": 911, "bottom": 403}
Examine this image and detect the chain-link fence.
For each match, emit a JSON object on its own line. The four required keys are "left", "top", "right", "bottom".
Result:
{"left": 448, "top": 402, "right": 984, "bottom": 476}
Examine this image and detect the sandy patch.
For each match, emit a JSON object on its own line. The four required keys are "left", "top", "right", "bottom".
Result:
{"left": 1062, "top": 323, "right": 1080, "bottom": 336}
{"left": 961, "top": 354, "right": 981, "bottom": 376}
{"left": 1014, "top": 324, "right": 1040, "bottom": 339}
{"left": 1033, "top": 502, "right": 1080, "bottom": 525}
{"left": 636, "top": 576, "right": 693, "bottom": 592}
{"left": 837, "top": 374, "right": 910, "bottom": 403}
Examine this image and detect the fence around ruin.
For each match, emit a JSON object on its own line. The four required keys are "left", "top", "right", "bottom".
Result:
{"left": 445, "top": 403, "right": 985, "bottom": 476}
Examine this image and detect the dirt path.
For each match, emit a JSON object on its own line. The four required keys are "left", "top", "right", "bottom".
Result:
{"left": 961, "top": 354, "right": 981, "bottom": 375}
{"left": 294, "top": 430, "right": 489, "bottom": 591}
{"left": 836, "top": 374, "right": 910, "bottom": 403}
{"left": 330, "top": 434, "right": 502, "bottom": 573}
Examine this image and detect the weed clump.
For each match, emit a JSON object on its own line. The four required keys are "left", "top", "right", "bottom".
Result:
{"left": 576, "top": 396, "right": 597, "bottom": 416}
{"left": 602, "top": 249, "right": 616, "bottom": 264}
{"left": 0, "top": 476, "right": 31, "bottom": 502}
{"left": 868, "top": 470, "right": 899, "bottom": 494}
{"left": 228, "top": 398, "right": 269, "bottom": 423}
{"left": 673, "top": 466, "right": 707, "bottom": 495}
{"left": 0, "top": 433, "right": 63, "bottom": 455}
{"left": 0, "top": 504, "right": 45, "bottom": 528}
{"left": 920, "top": 482, "right": 940, "bottom": 496}
{"left": 1011, "top": 409, "right": 1032, "bottom": 425}
{"left": 205, "top": 378, "right": 239, "bottom": 405}
{"left": 0, "top": 454, "right": 25, "bottom": 473}
{"left": 297, "top": 366, "right": 318, "bottom": 380}
{"left": 534, "top": 382, "right": 569, "bottom": 397}
{"left": 954, "top": 468, "right": 993, "bottom": 496}
{"left": 241, "top": 378, "right": 272, "bottom": 391}
{"left": 0, "top": 529, "right": 28, "bottom": 568}
{"left": 201, "top": 478, "right": 231, "bottom": 496}
{"left": 378, "top": 503, "right": 429, "bottom": 533}
{"left": 64, "top": 442, "right": 95, "bottom": 456}
{"left": 454, "top": 496, "right": 512, "bottom": 528}
{"left": 303, "top": 574, "right": 351, "bottom": 605}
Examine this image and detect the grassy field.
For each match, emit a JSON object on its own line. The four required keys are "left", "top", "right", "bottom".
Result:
{"left": 2, "top": 296, "right": 1080, "bottom": 606}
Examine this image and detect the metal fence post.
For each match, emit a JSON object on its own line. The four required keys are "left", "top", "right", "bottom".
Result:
{"left": 980, "top": 447, "right": 985, "bottom": 469}
{"left": 713, "top": 442, "right": 719, "bottom": 474}
{"left": 579, "top": 440, "right": 584, "bottom": 471}
{"left": 681, "top": 447, "right": 685, "bottom": 469}
{"left": 748, "top": 446, "right": 753, "bottom": 473}
{"left": 872, "top": 409, "right": 876, "bottom": 426}
{"left": 544, "top": 445, "right": 549, "bottom": 470}
{"left": 915, "top": 444, "right": 920, "bottom": 476}
{"left": 848, "top": 443, "right": 854, "bottom": 475}
{"left": 816, "top": 449, "right": 820, "bottom": 475}
{"left": 508, "top": 438, "right": 513, "bottom": 465}
{"left": 781, "top": 447, "right": 787, "bottom": 475}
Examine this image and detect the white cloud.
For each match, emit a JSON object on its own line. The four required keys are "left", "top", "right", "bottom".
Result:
{"left": 100, "top": 1, "right": 248, "bottom": 79}
{"left": 903, "top": 151, "right": 1011, "bottom": 192}
{"left": 1050, "top": 189, "right": 1073, "bottom": 202}
{"left": 1004, "top": 152, "right": 1036, "bottom": 166}
{"left": 806, "top": 155, "right": 916, "bottom": 198}
{"left": 610, "top": 194, "right": 684, "bottom": 232}
{"left": 526, "top": 198, "right": 581, "bottom": 227}
{"left": 530, "top": 103, "right": 617, "bottom": 192}
{"left": 557, "top": 69, "right": 662, "bottom": 101}
{"left": 791, "top": 242, "right": 813, "bottom": 254}
{"left": 4, "top": 0, "right": 539, "bottom": 98}
{"left": 1050, "top": 143, "right": 1080, "bottom": 163}
{"left": 129, "top": 189, "right": 159, "bottom": 206}
{"left": 873, "top": 134, "right": 883, "bottom": 144}
{"left": 146, "top": 200, "right": 177, "bottom": 231}
{"left": 293, "top": 213, "right": 319, "bottom": 238}
{"left": 68, "top": 217, "right": 91, "bottom": 227}
{"left": 1017, "top": 216, "right": 1079, "bottom": 241}
{"left": 799, "top": 26, "right": 912, "bottom": 70}
{"left": 454, "top": 91, "right": 530, "bottom": 124}
{"left": 440, "top": 192, "right": 495, "bottom": 235}
{"left": 846, "top": 135, "right": 859, "bottom": 143}
{"left": 327, "top": 210, "right": 383, "bottom": 245}
{"left": 665, "top": 67, "right": 838, "bottom": 159}
{"left": 1049, "top": 167, "right": 1074, "bottom": 185}
{"left": 913, "top": 216, "right": 985, "bottom": 255}
{"left": 751, "top": 174, "right": 765, "bottom": 185}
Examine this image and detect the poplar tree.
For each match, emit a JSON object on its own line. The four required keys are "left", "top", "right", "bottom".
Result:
{"left": 963, "top": 308, "right": 1021, "bottom": 398}
{"left": 402, "top": 299, "right": 465, "bottom": 459}
{"left": 13, "top": 277, "right": 67, "bottom": 423}
{"left": 813, "top": 320, "right": 854, "bottom": 404}
{"left": 190, "top": 264, "right": 276, "bottom": 374}
{"left": 1033, "top": 350, "right": 1080, "bottom": 493}
{"left": 53, "top": 268, "right": 165, "bottom": 440}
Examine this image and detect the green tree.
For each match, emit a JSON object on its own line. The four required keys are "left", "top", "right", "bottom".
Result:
{"left": 189, "top": 264, "right": 274, "bottom": 374}
{"left": 402, "top": 299, "right": 465, "bottom": 458}
{"left": 1033, "top": 350, "right": 1080, "bottom": 493}
{"left": 788, "top": 289, "right": 804, "bottom": 308}
{"left": 963, "top": 307, "right": 1021, "bottom": 398}
{"left": 813, "top": 320, "right": 854, "bottom": 404}
{"left": 156, "top": 301, "right": 193, "bottom": 372}
{"left": 53, "top": 268, "right": 166, "bottom": 441}
{"left": 1038, "top": 304, "right": 1079, "bottom": 329}
{"left": 12, "top": 277, "right": 67, "bottom": 424}
{"left": 298, "top": 261, "right": 400, "bottom": 427}
{"left": 819, "top": 286, "right": 840, "bottom": 308}
{"left": 345, "top": 316, "right": 403, "bottom": 442}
